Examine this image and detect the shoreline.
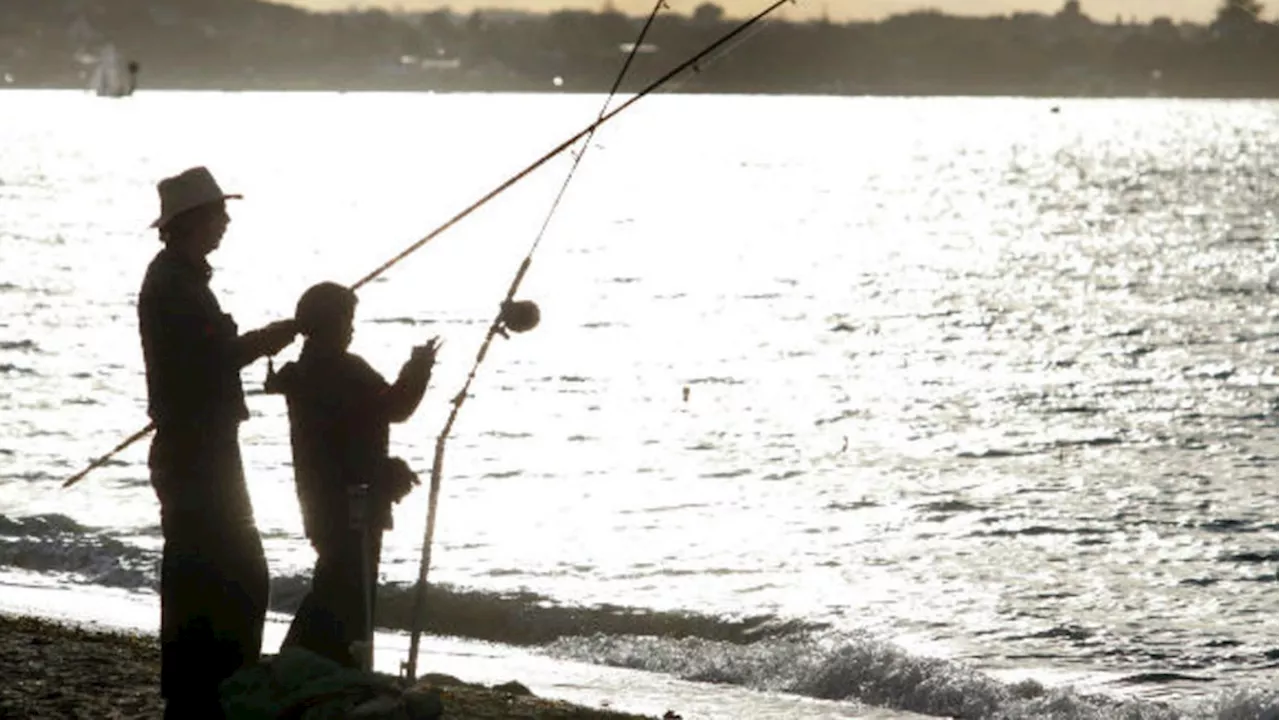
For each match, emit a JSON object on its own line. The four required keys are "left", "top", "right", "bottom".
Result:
{"left": 0, "top": 575, "right": 924, "bottom": 719}
{"left": 1, "top": 86, "right": 1278, "bottom": 101}
{"left": 0, "top": 612, "right": 660, "bottom": 720}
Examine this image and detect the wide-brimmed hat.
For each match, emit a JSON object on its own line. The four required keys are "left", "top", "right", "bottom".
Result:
{"left": 150, "top": 166, "right": 242, "bottom": 229}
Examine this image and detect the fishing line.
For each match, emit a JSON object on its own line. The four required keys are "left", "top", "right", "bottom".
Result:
{"left": 664, "top": 14, "right": 778, "bottom": 93}
{"left": 399, "top": 0, "right": 674, "bottom": 682}
{"left": 399, "top": 0, "right": 798, "bottom": 676}
{"left": 346, "top": 1, "right": 792, "bottom": 294}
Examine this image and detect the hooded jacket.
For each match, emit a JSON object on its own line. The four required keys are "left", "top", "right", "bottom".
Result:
{"left": 267, "top": 345, "right": 429, "bottom": 540}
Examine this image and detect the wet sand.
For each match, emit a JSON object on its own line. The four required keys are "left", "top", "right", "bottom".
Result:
{"left": 0, "top": 613, "right": 660, "bottom": 720}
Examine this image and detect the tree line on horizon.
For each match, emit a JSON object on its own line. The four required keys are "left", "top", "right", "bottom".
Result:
{"left": 0, "top": 0, "right": 1274, "bottom": 96}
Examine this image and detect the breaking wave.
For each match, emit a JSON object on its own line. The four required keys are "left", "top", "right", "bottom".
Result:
{"left": 0, "top": 513, "right": 815, "bottom": 647}
{"left": 1, "top": 513, "right": 1274, "bottom": 719}
{"left": 544, "top": 633, "right": 1279, "bottom": 720}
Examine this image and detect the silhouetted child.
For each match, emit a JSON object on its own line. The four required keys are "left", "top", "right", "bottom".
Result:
{"left": 265, "top": 281, "right": 439, "bottom": 669}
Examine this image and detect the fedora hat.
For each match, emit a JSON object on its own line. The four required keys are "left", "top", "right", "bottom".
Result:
{"left": 150, "top": 166, "right": 242, "bottom": 229}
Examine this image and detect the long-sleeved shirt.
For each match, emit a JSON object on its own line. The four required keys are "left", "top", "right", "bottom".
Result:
{"left": 266, "top": 343, "right": 429, "bottom": 540}
{"left": 137, "top": 247, "right": 249, "bottom": 429}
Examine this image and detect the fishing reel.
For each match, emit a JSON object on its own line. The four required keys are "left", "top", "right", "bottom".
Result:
{"left": 496, "top": 299, "right": 540, "bottom": 338}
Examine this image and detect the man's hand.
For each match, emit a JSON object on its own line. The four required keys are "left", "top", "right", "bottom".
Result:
{"left": 256, "top": 319, "right": 299, "bottom": 357}
{"left": 235, "top": 319, "right": 298, "bottom": 367}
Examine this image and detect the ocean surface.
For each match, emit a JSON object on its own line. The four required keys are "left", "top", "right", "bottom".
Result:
{"left": 0, "top": 90, "right": 1276, "bottom": 719}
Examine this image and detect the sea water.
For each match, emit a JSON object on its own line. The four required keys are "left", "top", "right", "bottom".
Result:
{"left": 0, "top": 90, "right": 1275, "bottom": 718}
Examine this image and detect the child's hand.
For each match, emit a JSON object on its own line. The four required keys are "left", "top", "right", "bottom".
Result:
{"left": 411, "top": 336, "right": 442, "bottom": 369}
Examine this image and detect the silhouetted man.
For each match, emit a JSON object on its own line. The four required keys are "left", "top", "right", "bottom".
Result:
{"left": 265, "top": 281, "right": 438, "bottom": 669}
{"left": 138, "top": 166, "right": 298, "bottom": 719}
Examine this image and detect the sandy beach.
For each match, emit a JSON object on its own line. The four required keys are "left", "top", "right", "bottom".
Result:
{"left": 0, "top": 613, "right": 661, "bottom": 720}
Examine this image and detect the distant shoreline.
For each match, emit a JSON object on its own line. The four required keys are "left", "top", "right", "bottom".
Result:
{"left": 4, "top": 84, "right": 1277, "bottom": 100}
{"left": 7, "top": 0, "right": 1275, "bottom": 105}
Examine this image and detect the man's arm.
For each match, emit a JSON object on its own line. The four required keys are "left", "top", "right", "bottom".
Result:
{"left": 139, "top": 276, "right": 240, "bottom": 423}
{"left": 234, "top": 320, "right": 299, "bottom": 368}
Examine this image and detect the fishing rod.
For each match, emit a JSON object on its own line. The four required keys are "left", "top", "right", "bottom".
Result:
{"left": 394, "top": 0, "right": 672, "bottom": 672}
{"left": 61, "top": 0, "right": 793, "bottom": 491}
{"left": 399, "top": 0, "right": 793, "bottom": 682}
{"left": 400, "top": 0, "right": 665, "bottom": 682}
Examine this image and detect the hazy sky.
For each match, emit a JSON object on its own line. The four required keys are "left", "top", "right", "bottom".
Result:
{"left": 281, "top": 0, "right": 1276, "bottom": 23}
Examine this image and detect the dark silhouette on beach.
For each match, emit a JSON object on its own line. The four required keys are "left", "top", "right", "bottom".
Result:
{"left": 265, "top": 282, "right": 438, "bottom": 672}
{"left": 0, "top": 0, "right": 1274, "bottom": 97}
{"left": 138, "top": 166, "right": 298, "bottom": 719}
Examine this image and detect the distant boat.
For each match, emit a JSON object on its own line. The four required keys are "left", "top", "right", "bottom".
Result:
{"left": 88, "top": 44, "right": 137, "bottom": 98}
{"left": 618, "top": 42, "right": 659, "bottom": 54}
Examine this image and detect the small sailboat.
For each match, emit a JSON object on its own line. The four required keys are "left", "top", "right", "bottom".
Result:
{"left": 88, "top": 44, "right": 137, "bottom": 98}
